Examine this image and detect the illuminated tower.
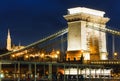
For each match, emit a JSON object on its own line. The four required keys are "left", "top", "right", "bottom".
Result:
{"left": 6, "top": 29, "right": 12, "bottom": 51}
{"left": 64, "top": 7, "right": 109, "bottom": 61}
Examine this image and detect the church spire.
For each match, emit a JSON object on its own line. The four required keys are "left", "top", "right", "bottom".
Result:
{"left": 6, "top": 29, "right": 12, "bottom": 51}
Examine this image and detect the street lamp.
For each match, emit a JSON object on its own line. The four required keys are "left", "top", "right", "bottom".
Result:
{"left": 12, "top": 54, "right": 15, "bottom": 58}
{"left": 56, "top": 50, "right": 60, "bottom": 54}
{"left": 114, "top": 52, "right": 118, "bottom": 60}
{"left": 40, "top": 53, "right": 44, "bottom": 61}
{"left": 11, "top": 54, "right": 16, "bottom": 60}
{"left": 56, "top": 50, "right": 60, "bottom": 61}
{"left": 55, "top": 55, "right": 58, "bottom": 58}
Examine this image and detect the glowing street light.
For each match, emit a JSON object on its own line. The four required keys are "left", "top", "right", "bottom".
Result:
{"left": 55, "top": 55, "right": 58, "bottom": 58}
{"left": 25, "top": 55, "right": 29, "bottom": 59}
{"left": 56, "top": 50, "right": 60, "bottom": 54}
{"left": 40, "top": 53, "right": 44, "bottom": 61}
{"left": 114, "top": 52, "right": 117, "bottom": 56}
{"left": 11, "top": 54, "right": 15, "bottom": 58}
{"left": 114, "top": 52, "right": 118, "bottom": 60}
{"left": 41, "top": 53, "right": 44, "bottom": 58}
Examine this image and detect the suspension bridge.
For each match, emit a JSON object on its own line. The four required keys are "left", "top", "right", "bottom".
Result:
{"left": 0, "top": 7, "right": 120, "bottom": 81}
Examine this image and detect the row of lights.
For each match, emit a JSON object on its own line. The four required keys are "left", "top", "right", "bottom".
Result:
{"left": 11, "top": 50, "right": 60, "bottom": 60}
{"left": 91, "top": 61, "right": 120, "bottom": 64}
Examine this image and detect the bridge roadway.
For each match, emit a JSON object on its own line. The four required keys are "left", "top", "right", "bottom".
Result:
{"left": 0, "top": 60, "right": 120, "bottom": 81}
{"left": 1, "top": 59, "right": 120, "bottom": 73}
{"left": 0, "top": 60, "right": 103, "bottom": 68}
{"left": 1, "top": 59, "right": 120, "bottom": 66}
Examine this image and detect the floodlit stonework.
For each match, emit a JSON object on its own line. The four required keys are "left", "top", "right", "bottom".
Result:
{"left": 64, "top": 7, "right": 109, "bottom": 61}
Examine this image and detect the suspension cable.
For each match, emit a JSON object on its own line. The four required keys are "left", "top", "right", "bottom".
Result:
{"left": 0, "top": 28, "right": 68, "bottom": 57}
{"left": 1, "top": 25, "right": 120, "bottom": 57}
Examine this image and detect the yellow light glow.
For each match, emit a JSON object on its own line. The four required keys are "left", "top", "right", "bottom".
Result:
{"left": 41, "top": 53, "right": 44, "bottom": 57}
{"left": 25, "top": 55, "right": 29, "bottom": 58}
{"left": 56, "top": 51, "right": 60, "bottom": 54}
{"left": 1, "top": 70, "right": 3, "bottom": 73}
{"left": 55, "top": 55, "right": 58, "bottom": 58}
{"left": 114, "top": 52, "right": 117, "bottom": 56}
{"left": 12, "top": 54, "right": 15, "bottom": 57}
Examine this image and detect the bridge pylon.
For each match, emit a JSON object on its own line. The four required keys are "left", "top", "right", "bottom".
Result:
{"left": 64, "top": 7, "right": 109, "bottom": 61}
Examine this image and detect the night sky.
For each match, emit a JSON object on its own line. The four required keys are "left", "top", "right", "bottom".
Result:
{"left": 0, "top": 0, "right": 120, "bottom": 57}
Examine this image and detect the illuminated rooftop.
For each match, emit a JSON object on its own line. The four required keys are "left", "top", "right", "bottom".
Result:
{"left": 68, "top": 7, "right": 105, "bottom": 17}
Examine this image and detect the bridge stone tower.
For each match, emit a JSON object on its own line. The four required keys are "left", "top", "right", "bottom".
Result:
{"left": 64, "top": 7, "right": 109, "bottom": 61}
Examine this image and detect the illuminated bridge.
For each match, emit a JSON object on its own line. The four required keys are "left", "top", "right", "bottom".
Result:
{"left": 0, "top": 7, "right": 120, "bottom": 81}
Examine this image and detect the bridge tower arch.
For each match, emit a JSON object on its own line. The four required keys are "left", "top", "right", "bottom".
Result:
{"left": 64, "top": 7, "right": 109, "bottom": 61}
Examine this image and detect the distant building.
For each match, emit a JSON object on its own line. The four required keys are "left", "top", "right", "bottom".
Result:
{"left": 6, "top": 29, "right": 25, "bottom": 51}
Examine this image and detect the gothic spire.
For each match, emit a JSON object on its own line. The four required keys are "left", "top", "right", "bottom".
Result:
{"left": 6, "top": 29, "right": 12, "bottom": 51}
